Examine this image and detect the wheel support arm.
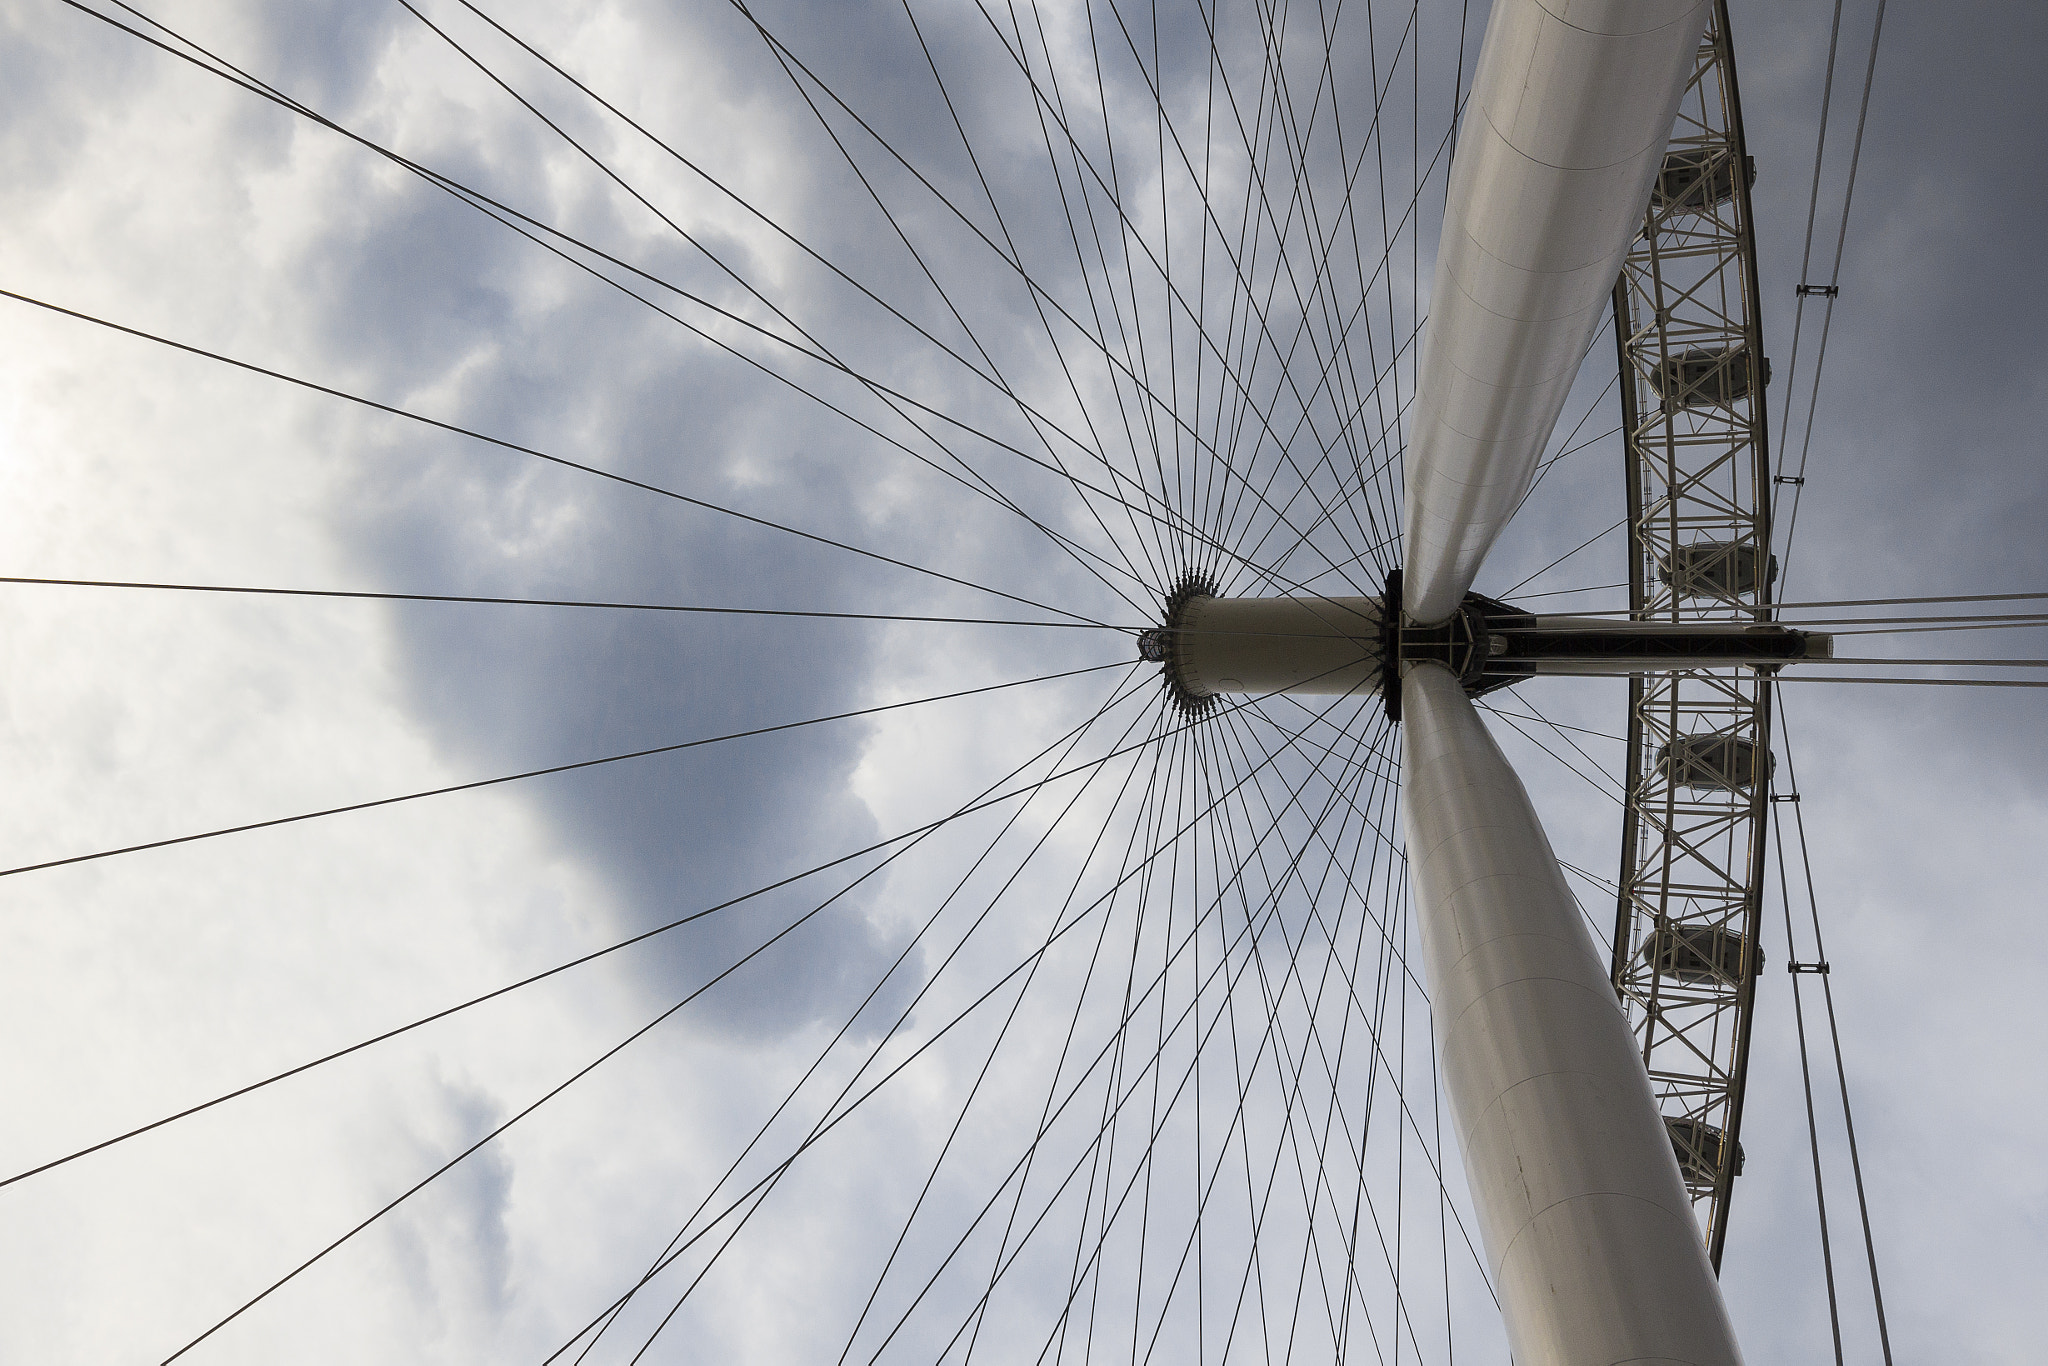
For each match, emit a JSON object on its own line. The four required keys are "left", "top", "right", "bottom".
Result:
{"left": 1402, "top": 0, "right": 1713, "bottom": 624}
{"left": 1401, "top": 661, "right": 1743, "bottom": 1366}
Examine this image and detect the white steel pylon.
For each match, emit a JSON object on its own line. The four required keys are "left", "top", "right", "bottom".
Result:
{"left": 1398, "top": 2, "right": 1741, "bottom": 1363}
{"left": 1402, "top": 663, "right": 1741, "bottom": 1365}
{"left": 1401, "top": 0, "right": 1714, "bottom": 626}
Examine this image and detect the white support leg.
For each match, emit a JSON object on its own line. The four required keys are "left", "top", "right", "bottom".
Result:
{"left": 1400, "top": 661, "right": 1742, "bottom": 1366}
{"left": 1402, "top": 0, "right": 1711, "bottom": 624}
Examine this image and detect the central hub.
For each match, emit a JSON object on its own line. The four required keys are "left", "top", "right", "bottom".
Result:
{"left": 1139, "top": 568, "right": 1831, "bottom": 716}
{"left": 1137, "top": 575, "right": 1384, "bottom": 714}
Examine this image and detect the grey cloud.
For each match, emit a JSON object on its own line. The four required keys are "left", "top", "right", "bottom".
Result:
{"left": 9, "top": 0, "right": 2044, "bottom": 1358}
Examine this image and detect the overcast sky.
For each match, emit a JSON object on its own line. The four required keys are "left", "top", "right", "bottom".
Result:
{"left": 2, "top": 0, "right": 2043, "bottom": 1362}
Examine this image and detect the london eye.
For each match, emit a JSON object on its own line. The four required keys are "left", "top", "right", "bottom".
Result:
{"left": 2, "top": 0, "right": 2037, "bottom": 1362}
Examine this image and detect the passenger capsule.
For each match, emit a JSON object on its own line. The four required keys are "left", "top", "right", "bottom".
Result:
{"left": 1650, "top": 146, "right": 1756, "bottom": 214}
{"left": 1665, "top": 1116, "right": 1745, "bottom": 1187}
{"left": 1656, "top": 540, "right": 1778, "bottom": 601}
{"left": 1647, "top": 344, "right": 1770, "bottom": 410}
{"left": 1655, "top": 731, "right": 1774, "bottom": 791}
{"left": 1641, "top": 922, "right": 1758, "bottom": 984}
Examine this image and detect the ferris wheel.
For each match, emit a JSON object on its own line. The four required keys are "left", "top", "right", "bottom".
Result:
{"left": 3, "top": 0, "right": 2024, "bottom": 1361}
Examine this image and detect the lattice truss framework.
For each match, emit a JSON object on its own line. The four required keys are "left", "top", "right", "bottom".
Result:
{"left": 1609, "top": 0, "right": 1775, "bottom": 1271}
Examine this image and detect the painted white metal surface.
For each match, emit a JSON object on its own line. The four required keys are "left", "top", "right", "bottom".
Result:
{"left": 1402, "top": 0, "right": 1712, "bottom": 624}
{"left": 1172, "top": 594, "right": 1381, "bottom": 697}
{"left": 1400, "top": 660, "right": 1743, "bottom": 1366}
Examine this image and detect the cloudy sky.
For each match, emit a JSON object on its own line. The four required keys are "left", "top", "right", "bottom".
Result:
{"left": 2, "top": 0, "right": 2043, "bottom": 1361}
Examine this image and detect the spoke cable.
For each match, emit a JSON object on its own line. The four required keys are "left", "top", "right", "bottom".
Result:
{"left": 0, "top": 575, "right": 1127, "bottom": 630}
{"left": 1, "top": 665, "right": 1148, "bottom": 1195}
{"left": 158, "top": 664, "right": 1191, "bottom": 1360}
{"left": 0, "top": 661, "right": 1126, "bottom": 882}
{"left": 0, "top": 286, "right": 1114, "bottom": 630}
